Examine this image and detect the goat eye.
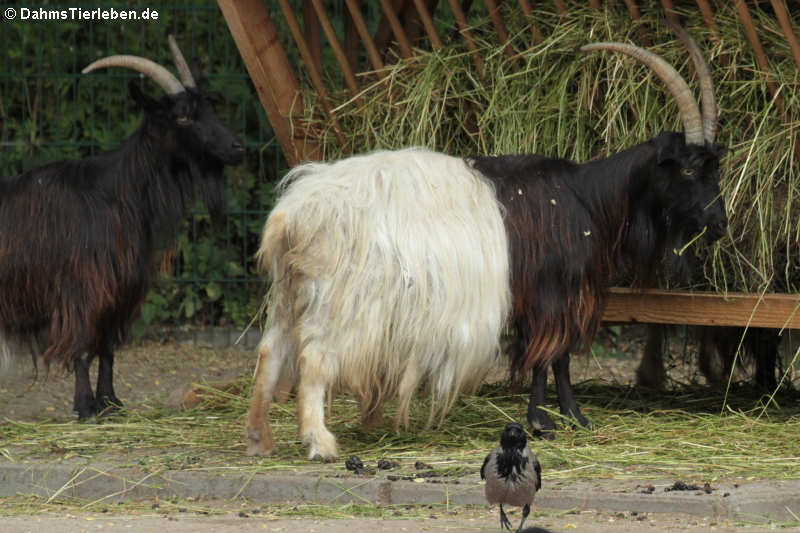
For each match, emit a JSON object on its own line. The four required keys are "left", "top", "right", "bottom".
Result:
{"left": 176, "top": 116, "right": 193, "bottom": 127}
{"left": 680, "top": 168, "right": 695, "bottom": 178}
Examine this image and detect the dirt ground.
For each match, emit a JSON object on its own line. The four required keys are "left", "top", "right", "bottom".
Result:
{"left": 1, "top": 324, "right": 796, "bottom": 421}
{"left": 0, "top": 333, "right": 256, "bottom": 421}
{"left": 1, "top": 507, "right": 794, "bottom": 533}
{"left": 2, "top": 327, "right": 799, "bottom": 532}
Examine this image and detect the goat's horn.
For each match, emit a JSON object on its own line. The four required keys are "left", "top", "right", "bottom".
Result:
{"left": 82, "top": 55, "right": 185, "bottom": 96}
{"left": 580, "top": 42, "right": 704, "bottom": 146}
{"left": 666, "top": 20, "right": 717, "bottom": 144}
{"left": 168, "top": 35, "right": 196, "bottom": 89}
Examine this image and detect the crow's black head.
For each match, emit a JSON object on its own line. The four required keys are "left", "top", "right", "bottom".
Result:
{"left": 500, "top": 422, "right": 527, "bottom": 451}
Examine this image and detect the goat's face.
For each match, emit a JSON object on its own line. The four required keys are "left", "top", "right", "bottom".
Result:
{"left": 130, "top": 82, "right": 245, "bottom": 166}
{"left": 652, "top": 132, "right": 728, "bottom": 243}
{"left": 169, "top": 90, "right": 245, "bottom": 166}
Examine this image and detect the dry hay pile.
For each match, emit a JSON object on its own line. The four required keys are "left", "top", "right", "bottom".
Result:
{"left": 295, "top": 2, "right": 799, "bottom": 295}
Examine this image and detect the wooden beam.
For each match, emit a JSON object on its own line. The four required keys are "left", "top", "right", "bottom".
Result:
{"left": 411, "top": 0, "right": 443, "bottom": 49}
{"left": 216, "top": 0, "right": 317, "bottom": 166}
{"left": 517, "top": 0, "right": 544, "bottom": 44}
{"left": 303, "top": 0, "right": 323, "bottom": 75}
{"left": 311, "top": 0, "right": 363, "bottom": 103}
{"left": 769, "top": 0, "right": 800, "bottom": 73}
{"left": 485, "top": 0, "right": 516, "bottom": 61}
{"left": 603, "top": 288, "right": 800, "bottom": 330}
{"left": 345, "top": 0, "right": 386, "bottom": 75}
{"left": 447, "top": 0, "right": 484, "bottom": 74}
{"left": 278, "top": 0, "right": 347, "bottom": 146}
{"left": 659, "top": 0, "right": 681, "bottom": 26}
{"left": 378, "top": 0, "right": 413, "bottom": 58}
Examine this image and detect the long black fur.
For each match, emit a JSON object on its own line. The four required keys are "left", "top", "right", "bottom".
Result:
{"left": 0, "top": 79, "right": 243, "bottom": 419}
{"left": 469, "top": 132, "right": 727, "bottom": 434}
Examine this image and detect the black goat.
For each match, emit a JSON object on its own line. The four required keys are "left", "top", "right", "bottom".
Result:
{"left": 469, "top": 30, "right": 727, "bottom": 435}
{"left": 0, "top": 36, "right": 244, "bottom": 419}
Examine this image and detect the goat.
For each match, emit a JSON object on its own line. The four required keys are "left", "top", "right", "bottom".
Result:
{"left": 475, "top": 30, "right": 727, "bottom": 435}
{"left": 637, "top": 325, "right": 784, "bottom": 392}
{"left": 246, "top": 33, "right": 726, "bottom": 460}
{"left": 247, "top": 149, "right": 511, "bottom": 460}
{"left": 0, "top": 36, "right": 244, "bottom": 419}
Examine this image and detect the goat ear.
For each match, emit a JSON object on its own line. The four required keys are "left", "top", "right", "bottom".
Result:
{"left": 653, "top": 132, "right": 682, "bottom": 166}
{"left": 190, "top": 57, "right": 205, "bottom": 86}
{"left": 128, "top": 81, "right": 161, "bottom": 112}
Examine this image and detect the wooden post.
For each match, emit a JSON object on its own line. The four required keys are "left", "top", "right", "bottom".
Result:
{"left": 216, "top": 0, "right": 318, "bottom": 166}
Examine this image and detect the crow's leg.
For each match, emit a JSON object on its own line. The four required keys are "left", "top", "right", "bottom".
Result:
{"left": 499, "top": 504, "right": 512, "bottom": 531}
{"left": 515, "top": 504, "right": 531, "bottom": 533}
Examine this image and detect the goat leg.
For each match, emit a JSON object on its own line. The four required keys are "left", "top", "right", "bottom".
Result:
{"left": 73, "top": 354, "right": 97, "bottom": 420}
{"left": 526, "top": 364, "right": 555, "bottom": 439}
{"left": 95, "top": 340, "right": 122, "bottom": 415}
{"left": 553, "top": 353, "right": 590, "bottom": 429}
{"left": 751, "top": 328, "right": 779, "bottom": 391}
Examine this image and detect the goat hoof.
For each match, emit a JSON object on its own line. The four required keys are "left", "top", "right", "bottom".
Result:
{"left": 246, "top": 430, "right": 274, "bottom": 457}
{"left": 75, "top": 405, "right": 99, "bottom": 421}
{"left": 527, "top": 409, "right": 555, "bottom": 434}
{"left": 95, "top": 396, "right": 123, "bottom": 418}
{"left": 532, "top": 428, "right": 556, "bottom": 440}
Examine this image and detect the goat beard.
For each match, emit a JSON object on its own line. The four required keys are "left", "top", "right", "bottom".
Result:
{"left": 188, "top": 158, "right": 227, "bottom": 224}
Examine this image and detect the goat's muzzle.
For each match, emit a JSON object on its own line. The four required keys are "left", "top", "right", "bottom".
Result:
{"left": 226, "top": 140, "right": 246, "bottom": 165}
{"left": 705, "top": 218, "right": 727, "bottom": 243}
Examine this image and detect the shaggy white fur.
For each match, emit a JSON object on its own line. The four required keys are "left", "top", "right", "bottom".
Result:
{"left": 247, "top": 148, "right": 510, "bottom": 460}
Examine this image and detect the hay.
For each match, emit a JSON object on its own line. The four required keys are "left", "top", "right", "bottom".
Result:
{"left": 298, "top": 2, "right": 799, "bottom": 294}
{"left": 3, "top": 377, "right": 800, "bottom": 485}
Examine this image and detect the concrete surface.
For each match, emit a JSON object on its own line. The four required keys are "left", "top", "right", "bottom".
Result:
{"left": 1, "top": 457, "right": 799, "bottom": 524}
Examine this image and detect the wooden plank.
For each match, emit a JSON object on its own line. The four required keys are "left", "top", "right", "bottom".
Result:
{"left": 603, "top": 288, "right": 800, "bottom": 329}
{"left": 447, "top": 0, "right": 484, "bottom": 74}
{"left": 378, "top": 0, "right": 413, "bottom": 58}
{"left": 734, "top": 0, "right": 780, "bottom": 97}
{"left": 517, "top": 0, "right": 544, "bottom": 44}
{"left": 694, "top": 0, "right": 717, "bottom": 30}
{"left": 484, "top": 0, "right": 516, "bottom": 61}
{"left": 412, "top": 0, "right": 443, "bottom": 49}
{"left": 659, "top": 0, "right": 681, "bottom": 26}
{"left": 769, "top": 0, "right": 800, "bottom": 73}
{"left": 622, "top": 0, "right": 640, "bottom": 19}
{"left": 216, "top": 0, "right": 317, "bottom": 166}
{"left": 304, "top": 0, "right": 323, "bottom": 75}
{"left": 278, "top": 0, "right": 347, "bottom": 146}
{"left": 311, "top": 0, "right": 363, "bottom": 103}
{"left": 344, "top": 0, "right": 360, "bottom": 72}
{"left": 345, "top": 0, "right": 387, "bottom": 75}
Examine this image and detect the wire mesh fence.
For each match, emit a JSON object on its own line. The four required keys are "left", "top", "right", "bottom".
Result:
{"left": 0, "top": 1, "right": 283, "bottom": 344}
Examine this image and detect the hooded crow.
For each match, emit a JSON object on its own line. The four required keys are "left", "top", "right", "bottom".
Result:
{"left": 481, "top": 422, "right": 542, "bottom": 532}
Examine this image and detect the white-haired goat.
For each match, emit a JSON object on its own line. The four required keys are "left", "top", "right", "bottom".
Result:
{"left": 246, "top": 148, "right": 510, "bottom": 460}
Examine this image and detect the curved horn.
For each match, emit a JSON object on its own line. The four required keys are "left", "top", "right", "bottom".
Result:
{"left": 580, "top": 42, "right": 704, "bottom": 146}
{"left": 168, "top": 35, "right": 196, "bottom": 89}
{"left": 82, "top": 55, "right": 185, "bottom": 96}
{"left": 666, "top": 20, "right": 717, "bottom": 144}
